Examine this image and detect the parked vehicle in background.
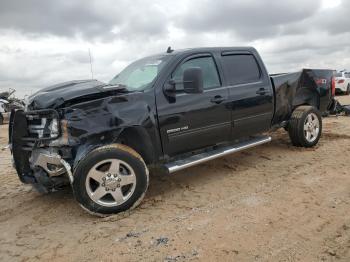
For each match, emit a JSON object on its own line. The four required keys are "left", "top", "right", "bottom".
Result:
{"left": 9, "top": 47, "right": 335, "bottom": 216}
{"left": 0, "top": 99, "right": 10, "bottom": 125}
{"left": 0, "top": 89, "right": 25, "bottom": 125}
{"left": 334, "top": 71, "right": 350, "bottom": 95}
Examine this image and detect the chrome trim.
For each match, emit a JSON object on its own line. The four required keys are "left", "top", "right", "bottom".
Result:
{"left": 31, "top": 150, "right": 73, "bottom": 183}
{"left": 165, "top": 136, "right": 271, "bottom": 173}
{"left": 85, "top": 159, "right": 136, "bottom": 207}
{"left": 303, "top": 112, "right": 320, "bottom": 143}
{"left": 31, "top": 151, "right": 66, "bottom": 176}
{"left": 28, "top": 118, "right": 47, "bottom": 138}
{"left": 60, "top": 158, "right": 73, "bottom": 184}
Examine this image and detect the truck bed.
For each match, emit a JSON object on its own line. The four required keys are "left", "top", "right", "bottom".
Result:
{"left": 270, "top": 69, "right": 334, "bottom": 126}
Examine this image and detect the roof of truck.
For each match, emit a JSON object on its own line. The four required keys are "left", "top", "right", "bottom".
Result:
{"left": 164, "top": 46, "right": 257, "bottom": 55}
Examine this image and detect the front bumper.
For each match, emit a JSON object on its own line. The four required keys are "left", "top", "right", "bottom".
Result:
{"left": 10, "top": 109, "right": 72, "bottom": 189}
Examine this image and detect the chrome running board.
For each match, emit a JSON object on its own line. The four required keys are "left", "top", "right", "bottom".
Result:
{"left": 165, "top": 136, "right": 271, "bottom": 174}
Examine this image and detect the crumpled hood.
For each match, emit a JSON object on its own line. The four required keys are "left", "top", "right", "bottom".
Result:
{"left": 27, "top": 80, "right": 124, "bottom": 110}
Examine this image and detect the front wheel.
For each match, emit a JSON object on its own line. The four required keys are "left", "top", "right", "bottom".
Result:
{"left": 73, "top": 144, "right": 149, "bottom": 216}
{"left": 288, "top": 106, "right": 322, "bottom": 147}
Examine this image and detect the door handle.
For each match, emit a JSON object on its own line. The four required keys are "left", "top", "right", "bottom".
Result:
{"left": 256, "top": 88, "right": 266, "bottom": 95}
{"left": 210, "top": 95, "right": 225, "bottom": 104}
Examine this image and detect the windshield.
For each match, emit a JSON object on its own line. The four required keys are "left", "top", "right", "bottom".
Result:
{"left": 109, "top": 55, "right": 171, "bottom": 91}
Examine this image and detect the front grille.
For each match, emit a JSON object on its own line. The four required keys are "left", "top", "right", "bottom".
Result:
{"left": 25, "top": 109, "right": 60, "bottom": 142}
{"left": 11, "top": 109, "right": 61, "bottom": 151}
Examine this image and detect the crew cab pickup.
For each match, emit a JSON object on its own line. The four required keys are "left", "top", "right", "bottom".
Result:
{"left": 9, "top": 47, "right": 335, "bottom": 215}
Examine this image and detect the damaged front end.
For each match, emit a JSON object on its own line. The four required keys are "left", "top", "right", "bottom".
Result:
{"left": 8, "top": 76, "right": 161, "bottom": 194}
{"left": 10, "top": 109, "right": 73, "bottom": 192}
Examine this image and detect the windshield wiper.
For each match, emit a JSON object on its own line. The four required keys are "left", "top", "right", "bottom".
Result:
{"left": 97, "top": 83, "right": 132, "bottom": 93}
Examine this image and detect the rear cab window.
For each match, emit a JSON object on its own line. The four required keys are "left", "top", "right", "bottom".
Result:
{"left": 220, "top": 53, "right": 261, "bottom": 85}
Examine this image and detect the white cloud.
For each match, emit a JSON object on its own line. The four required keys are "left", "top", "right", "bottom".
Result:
{"left": 322, "top": 0, "right": 342, "bottom": 9}
{"left": 0, "top": 0, "right": 349, "bottom": 98}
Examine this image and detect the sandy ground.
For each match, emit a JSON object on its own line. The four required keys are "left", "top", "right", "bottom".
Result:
{"left": 1, "top": 96, "right": 350, "bottom": 262}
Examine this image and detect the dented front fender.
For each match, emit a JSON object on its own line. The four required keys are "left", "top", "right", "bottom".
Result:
{"left": 62, "top": 91, "right": 163, "bottom": 169}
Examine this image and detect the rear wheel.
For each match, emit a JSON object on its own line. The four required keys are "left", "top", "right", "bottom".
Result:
{"left": 288, "top": 106, "right": 322, "bottom": 147}
{"left": 73, "top": 144, "right": 149, "bottom": 216}
{"left": 0, "top": 114, "right": 3, "bottom": 125}
{"left": 346, "top": 84, "right": 350, "bottom": 95}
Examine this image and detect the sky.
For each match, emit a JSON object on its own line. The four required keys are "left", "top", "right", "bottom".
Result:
{"left": 0, "top": 0, "right": 349, "bottom": 98}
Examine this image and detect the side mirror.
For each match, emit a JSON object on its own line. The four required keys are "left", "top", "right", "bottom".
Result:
{"left": 183, "top": 67, "right": 203, "bottom": 94}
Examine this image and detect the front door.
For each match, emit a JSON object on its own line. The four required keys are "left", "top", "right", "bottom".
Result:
{"left": 157, "top": 54, "right": 232, "bottom": 157}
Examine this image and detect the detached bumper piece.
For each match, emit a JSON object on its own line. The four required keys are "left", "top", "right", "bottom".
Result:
{"left": 328, "top": 99, "right": 350, "bottom": 116}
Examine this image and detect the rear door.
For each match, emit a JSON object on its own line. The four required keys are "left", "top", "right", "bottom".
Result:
{"left": 157, "top": 54, "right": 231, "bottom": 157}
{"left": 219, "top": 51, "right": 274, "bottom": 139}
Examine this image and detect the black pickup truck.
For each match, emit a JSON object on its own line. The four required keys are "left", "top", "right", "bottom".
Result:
{"left": 9, "top": 47, "right": 335, "bottom": 215}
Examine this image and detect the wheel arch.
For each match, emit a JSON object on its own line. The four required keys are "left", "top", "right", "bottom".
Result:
{"left": 116, "top": 126, "right": 156, "bottom": 165}
{"left": 292, "top": 87, "right": 320, "bottom": 110}
{"left": 72, "top": 126, "right": 156, "bottom": 170}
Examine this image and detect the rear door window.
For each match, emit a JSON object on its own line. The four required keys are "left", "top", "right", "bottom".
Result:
{"left": 221, "top": 54, "right": 261, "bottom": 85}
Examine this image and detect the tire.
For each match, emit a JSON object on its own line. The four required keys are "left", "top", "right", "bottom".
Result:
{"left": 73, "top": 144, "right": 149, "bottom": 216}
{"left": 288, "top": 106, "right": 322, "bottom": 148}
{"left": 346, "top": 84, "right": 350, "bottom": 95}
{"left": 0, "top": 114, "right": 3, "bottom": 125}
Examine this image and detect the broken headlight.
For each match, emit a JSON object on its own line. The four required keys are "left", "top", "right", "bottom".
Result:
{"left": 48, "top": 119, "right": 70, "bottom": 146}
{"left": 48, "top": 118, "right": 59, "bottom": 138}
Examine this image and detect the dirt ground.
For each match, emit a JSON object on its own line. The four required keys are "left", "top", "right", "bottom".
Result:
{"left": 1, "top": 96, "right": 350, "bottom": 262}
